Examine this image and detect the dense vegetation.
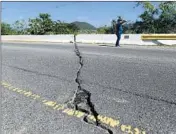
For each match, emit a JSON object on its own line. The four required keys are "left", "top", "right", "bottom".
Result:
{"left": 99, "top": 2, "right": 176, "bottom": 34}
{"left": 1, "top": 2, "right": 176, "bottom": 35}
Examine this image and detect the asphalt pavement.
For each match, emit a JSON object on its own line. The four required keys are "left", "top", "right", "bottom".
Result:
{"left": 2, "top": 43, "right": 176, "bottom": 134}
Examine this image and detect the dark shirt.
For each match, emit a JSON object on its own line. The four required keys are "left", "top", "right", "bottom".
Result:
{"left": 116, "top": 22, "right": 123, "bottom": 35}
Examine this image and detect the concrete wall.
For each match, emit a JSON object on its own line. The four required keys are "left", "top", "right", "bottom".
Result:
{"left": 2, "top": 35, "right": 74, "bottom": 43}
{"left": 76, "top": 34, "right": 143, "bottom": 45}
{"left": 77, "top": 34, "right": 176, "bottom": 45}
{"left": 2, "top": 34, "right": 176, "bottom": 45}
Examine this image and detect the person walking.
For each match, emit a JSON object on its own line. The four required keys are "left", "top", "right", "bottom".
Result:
{"left": 115, "top": 17, "right": 126, "bottom": 47}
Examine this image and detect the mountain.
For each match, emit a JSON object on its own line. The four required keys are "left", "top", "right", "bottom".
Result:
{"left": 71, "top": 21, "right": 96, "bottom": 30}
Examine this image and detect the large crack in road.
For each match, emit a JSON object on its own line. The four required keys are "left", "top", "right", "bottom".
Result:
{"left": 65, "top": 35, "right": 113, "bottom": 134}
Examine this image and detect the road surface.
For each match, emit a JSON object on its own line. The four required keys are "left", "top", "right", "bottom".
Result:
{"left": 2, "top": 43, "right": 176, "bottom": 134}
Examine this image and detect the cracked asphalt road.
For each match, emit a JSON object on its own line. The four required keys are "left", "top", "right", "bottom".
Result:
{"left": 2, "top": 43, "right": 176, "bottom": 134}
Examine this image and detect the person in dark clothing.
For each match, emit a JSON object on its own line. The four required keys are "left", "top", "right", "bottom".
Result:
{"left": 115, "top": 17, "right": 126, "bottom": 47}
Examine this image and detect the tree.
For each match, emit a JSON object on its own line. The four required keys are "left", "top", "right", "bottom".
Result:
{"left": 52, "top": 21, "right": 70, "bottom": 34}
{"left": 27, "top": 13, "right": 80, "bottom": 35}
{"left": 12, "top": 20, "right": 28, "bottom": 34}
{"left": 97, "top": 26, "right": 112, "bottom": 34}
{"left": 1, "top": 22, "right": 16, "bottom": 35}
{"left": 123, "top": 22, "right": 134, "bottom": 34}
{"left": 39, "top": 13, "right": 53, "bottom": 34}
{"left": 134, "top": 1, "right": 176, "bottom": 33}
{"left": 28, "top": 18, "right": 42, "bottom": 35}
{"left": 157, "top": 2, "right": 176, "bottom": 33}
{"left": 111, "top": 19, "right": 116, "bottom": 34}
{"left": 68, "top": 23, "right": 80, "bottom": 34}
{"left": 28, "top": 13, "right": 53, "bottom": 35}
{"left": 135, "top": 2, "right": 159, "bottom": 33}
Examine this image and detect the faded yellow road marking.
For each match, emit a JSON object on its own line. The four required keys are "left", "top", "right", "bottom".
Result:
{"left": 98, "top": 115, "right": 120, "bottom": 128}
{"left": 43, "top": 101, "right": 57, "bottom": 107}
{"left": 1, "top": 81, "right": 146, "bottom": 134}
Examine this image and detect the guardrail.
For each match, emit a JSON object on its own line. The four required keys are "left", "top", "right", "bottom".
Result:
{"left": 141, "top": 34, "right": 176, "bottom": 40}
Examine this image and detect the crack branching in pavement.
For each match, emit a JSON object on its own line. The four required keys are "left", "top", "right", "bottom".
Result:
{"left": 65, "top": 35, "right": 113, "bottom": 134}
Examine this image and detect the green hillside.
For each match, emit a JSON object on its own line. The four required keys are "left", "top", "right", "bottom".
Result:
{"left": 71, "top": 21, "right": 96, "bottom": 30}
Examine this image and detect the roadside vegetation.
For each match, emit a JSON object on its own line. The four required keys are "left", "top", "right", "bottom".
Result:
{"left": 1, "top": 2, "right": 176, "bottom": 35}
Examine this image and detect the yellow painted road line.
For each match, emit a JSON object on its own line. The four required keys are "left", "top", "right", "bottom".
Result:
{"left": 1, "top": 81, "right": 146, "bottom": 134}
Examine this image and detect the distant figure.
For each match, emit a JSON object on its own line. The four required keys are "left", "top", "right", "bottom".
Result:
{"left": 115, "top": 17, "right": 126, "bottom": 47}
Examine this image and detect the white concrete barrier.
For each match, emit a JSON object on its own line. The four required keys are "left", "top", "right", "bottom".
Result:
{"left": 76, "top": 34, "right": 117, "bottom": 44}
{"left": 2, "top": 35, "right": 74, "bottom": 43}
{"left": 158, "top": 40, "right": 176, "bottom": 46}
{"left": 77, "top": 34, "right": 176, "bottom": 45}
{"left": 76, "top": 34, "right": 153, "bottom": 45}
{"left": 2, "top": 34, "right": 176, "bottom": 46}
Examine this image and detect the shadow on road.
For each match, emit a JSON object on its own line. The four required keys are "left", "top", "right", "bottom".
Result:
{"left": 99, "top": 45, "right": 115, "bottom": 47}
